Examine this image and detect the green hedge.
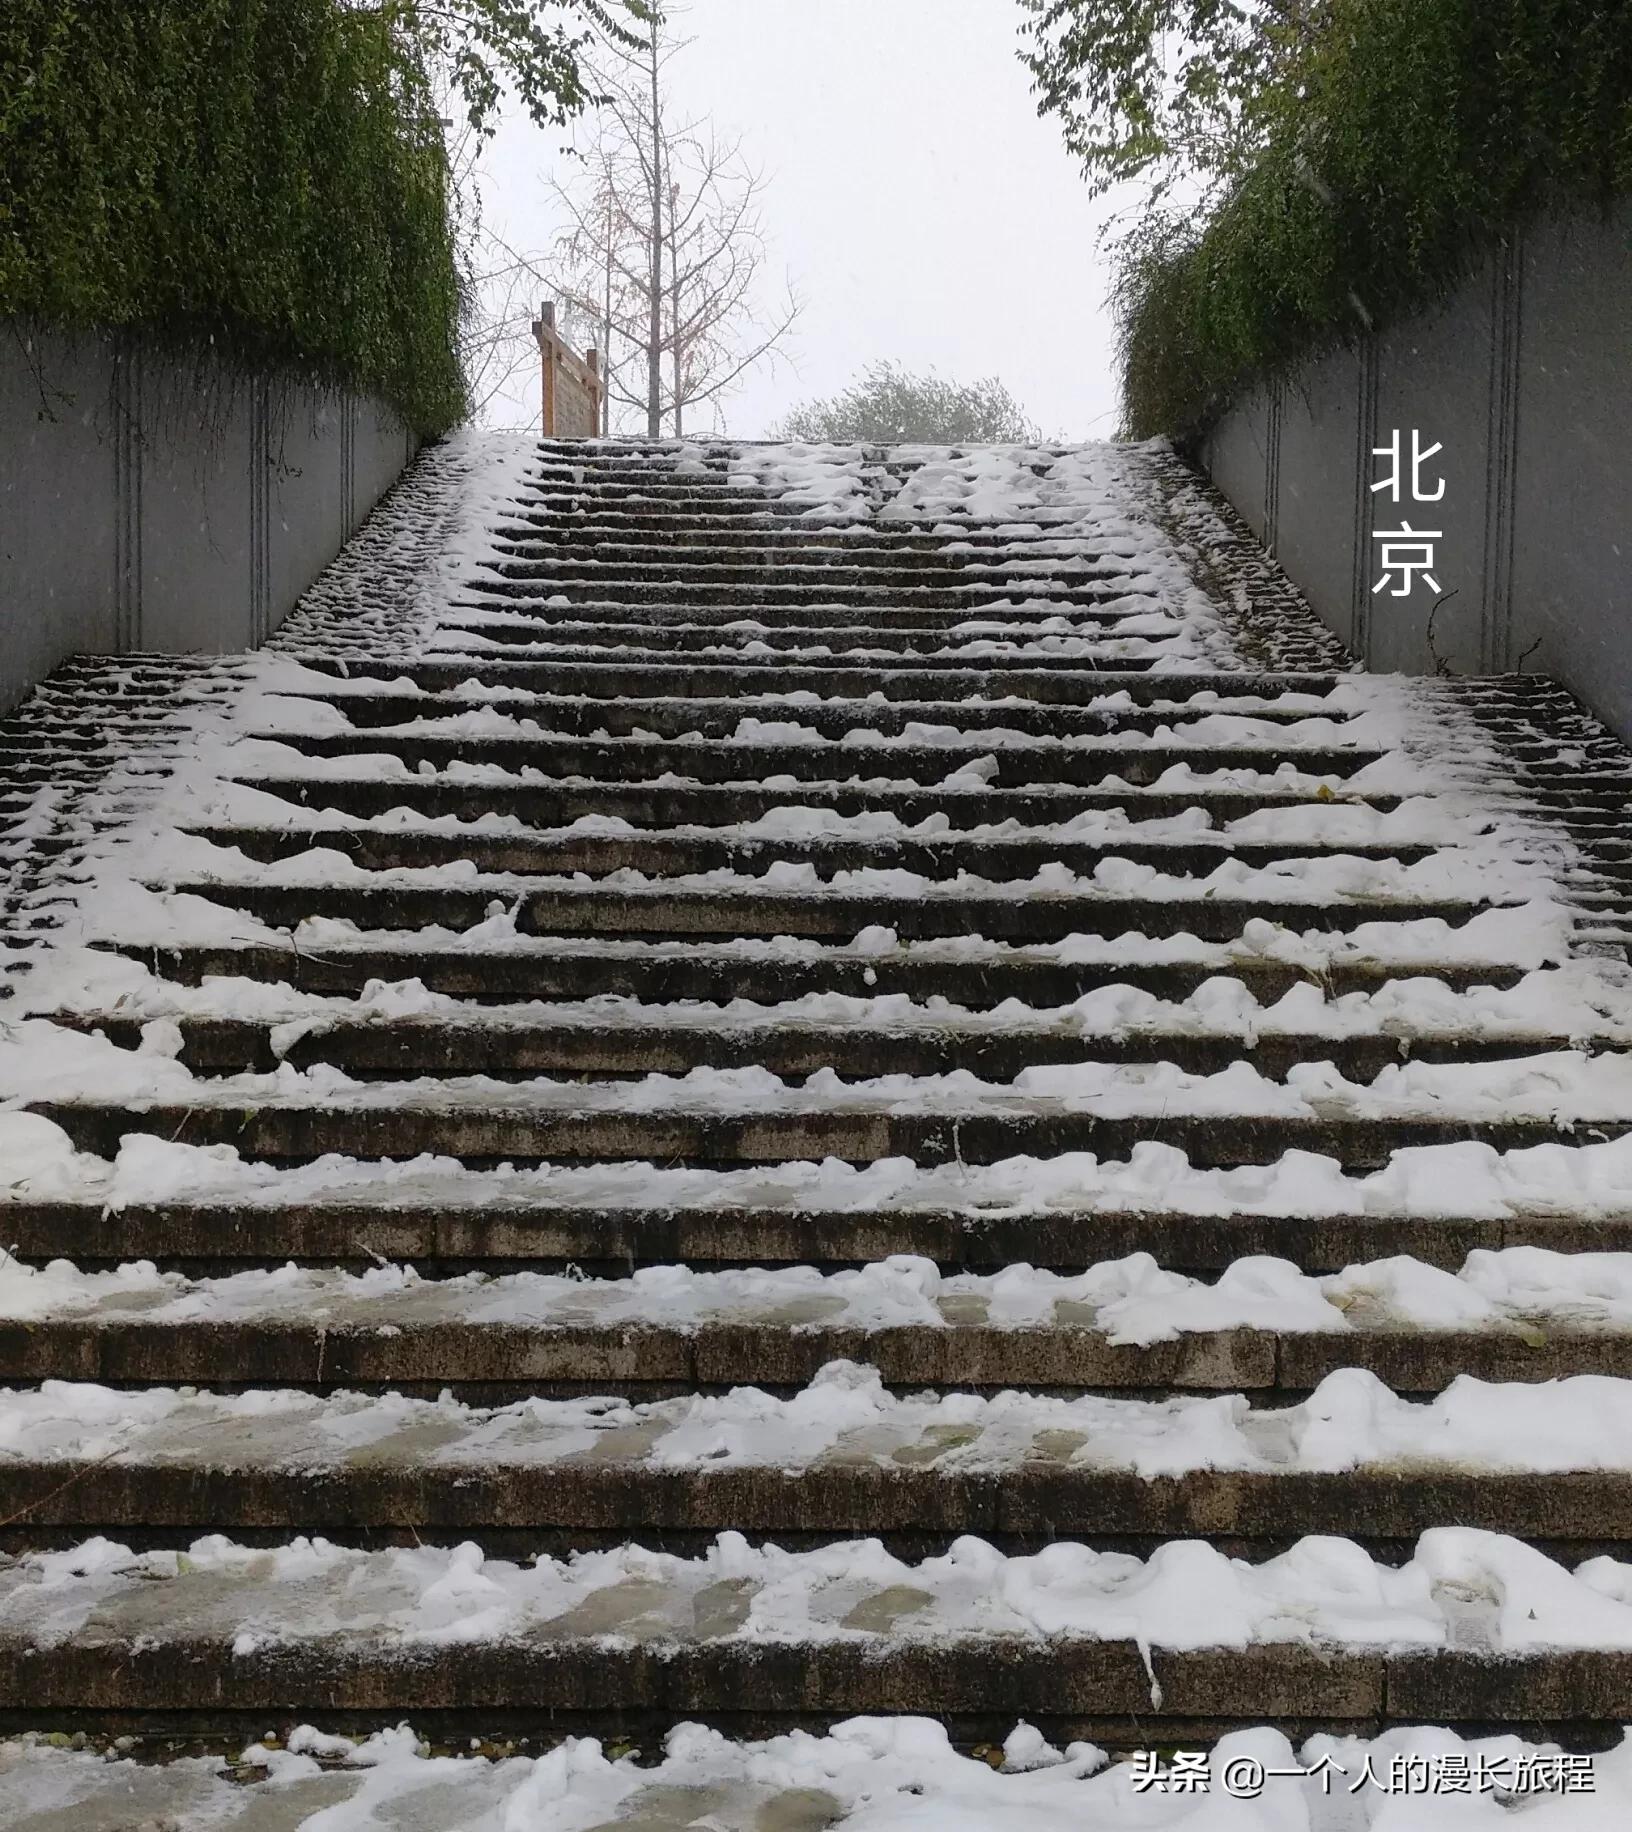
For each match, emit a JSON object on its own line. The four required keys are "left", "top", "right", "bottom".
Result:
{"left": 1119, "top": 0, "right": 1632, "bottom": 440}
{"left": 0, "top": 1, "right": 466, "bottom": 433}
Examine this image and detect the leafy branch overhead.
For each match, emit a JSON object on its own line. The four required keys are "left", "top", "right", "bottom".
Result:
{"left": 1018, "top": 0, "right": 1323, "bottom": 198}
{"left": 1087, "top": 0, "right": 1632, "bottom": 439}
{"left": 356, "top": 0, "right": 648, "bottom": 137}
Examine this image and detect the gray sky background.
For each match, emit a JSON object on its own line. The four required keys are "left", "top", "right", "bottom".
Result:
{"left": 474, "top": 0, "right": 1130, "bottom": 440}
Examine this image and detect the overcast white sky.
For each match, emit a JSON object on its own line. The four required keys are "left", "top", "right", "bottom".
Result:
{"left": 474, "top": 0, "right": 1130, "bottom": 440}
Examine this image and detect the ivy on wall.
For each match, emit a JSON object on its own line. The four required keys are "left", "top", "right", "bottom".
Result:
{"left": 0, "top": 1, "right": 466, "bottom": 434}
{"left": 1113, "top": 0, "right": 1632, "bottom": 440}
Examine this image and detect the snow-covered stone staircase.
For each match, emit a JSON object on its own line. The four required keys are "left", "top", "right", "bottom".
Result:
{"left": 6, "top": 436, "right": 1632, "bottom": 1818}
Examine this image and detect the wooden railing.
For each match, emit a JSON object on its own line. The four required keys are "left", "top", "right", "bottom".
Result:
{"left": 532, "top": 302, "right": 603, "bottom": 439}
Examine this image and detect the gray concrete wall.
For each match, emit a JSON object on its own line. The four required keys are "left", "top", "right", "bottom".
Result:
{"left": 1199, "top": 199, "right": 1632, "bottom": 734}
{"left": 0, "top": 326, "right": 418, "bottom": 711}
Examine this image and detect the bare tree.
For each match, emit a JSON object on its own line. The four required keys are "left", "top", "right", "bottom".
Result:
{"left": 550, "top": 5, "right": 801, "bottom": 437}
{"left": 547, "top": 121, "right": 647, "bottom": 433}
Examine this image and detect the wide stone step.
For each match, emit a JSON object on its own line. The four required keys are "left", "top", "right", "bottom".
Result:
{"left": 192, "top": 822, "right": 1440, "bottom": 881}
{"left": 287, "top": 656, "right": 1183, "bottom": 696}
{"left": 0, "top": 1720, "right": 1618, "bottom": 1818}
{"left": 495, "top": 501, "right": 897, "bottom": 528}
{"left": 442, "top": 608, "right": 1150, "bottom": 646}
{"left": 483, "top": 554, "right": 1129, "bottom": 589}
{"left": 517, "top": 482, "right": 799, "bottom": 505}
{"left": 63, "top": 1009, "right": 1568, "bottom": 1082}
{"left": 7, "top": 1197, "right": 1619, "bottom": 1275}
{"left": 15, "top": 1460, "right": 1626, "bottom": 1559}
{"left": 150, "top": 878, "right": 1493, "bottom": 942}
{"left": 293, "top": 656, "right": 1343, "bottom": 703}
{"left": 247, "top": 732, "right": 1384, "bottom": 786}
{"left": 512, "top": 494, "right": 836, "bottom": 521}
{"left": 2, "top": 1481, "right": 1631, "bottom": 1733}
{"left": 283, "top": 685, "right": 1370, "bottom": 739}
{"left": 4, "top": 1631, "right": 1626, "bottom": 1744}
{"left": 116, "top": 940, "right": 1521, "bottom": 1005}
{"left": 491, "top": 528, "right": 1125, "bottom": 563}
{"left": 429, "top": 629, "right": 1176, "bottom": 669}
{"left": 5, "top": 1373, "right": 1631, "bottom": 1556}
{"left": 32, "top": 1098, "right": 1619, "bottom": 1174}
{"left": 438, "top": 615, "right": 1148, "bottom": 652}
{"left": 160, "top": 778, "right": 1416, "bottom": 831}
{"left": 495, "top": 513, "right": 1116, "bottom": 549}
{"left": 5, "top": 1234, "right": 1631, "bottom": 1396}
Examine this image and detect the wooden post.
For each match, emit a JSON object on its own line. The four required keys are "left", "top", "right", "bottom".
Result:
{"left": 537, "top": 302, "right": 558, "bottom": 437}
{"left": 532, "top": 301, "right": 600, "bottom": 439}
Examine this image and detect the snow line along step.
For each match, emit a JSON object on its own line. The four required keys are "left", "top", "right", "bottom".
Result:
{"left": 271, "top": 657, "right": 1196, "bottom": 697}
{"left": 454, "top": 577, "right": 1140, "bottom": 609}
{"left": 4, "top": 1531, "right": 1632, "bottom": 1735}
{"left": 233, "top": 777, "right": 1411, "bottom": 827}
{"left": 140, "top": 882, "right": 1502, "bottom": 942}
{"left": 31, "top": 1100, "right": 1624, "bottom": 1172}
{"left": 4, "top": 1246, "right": 1632, "bottom": 1394}
{"left": 293, "top": 665, "right": 1357, "bottom": 705}
{"left": 281, "top": 684, "right": 1364, "bottom": 736}
{"left": 105, "top": 941, "right": 1532, "bottom": 1003}
{"left": 9, "top": 1371, "right": 1632, "bottom": 1553}
{"left": 8, "top": 1634, "right": 1631, "bottom": 1740}
{"left": 9, "top": 1199, "right": 1632, "bottom": 1275}
{"left": 9, "top": 1314, "right": 1629, "bottom": 1396}
{"left": 61, "top": 1010, "right": 1595, "bottom": 1080}
{"left": 249, "top": 734, "right": 1389, "bottom": 783}
{"left": 3, "top": 1728, "right": 1628, "bottom": 1831}
{"left": 185, "top": 824, "right": 1449, "bottom": 881}
{"left": 435, "top": 612, "right": 1171, "bottom": 646}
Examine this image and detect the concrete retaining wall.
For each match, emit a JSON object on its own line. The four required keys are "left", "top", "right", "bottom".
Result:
{"left": 0, "top": 326, "right": 418, "bottom": 712}
{"left": 1198, "top": 200, "right": 1632, "bottom": 735}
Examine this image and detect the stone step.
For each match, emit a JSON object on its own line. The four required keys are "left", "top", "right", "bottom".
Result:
{"left": 4, "top": 1375, "right": 1631, "bottom": 1556}
{"left": 6, "top": 1197, "right": 1624, "bottom": 1276}
{"left": 483, "top": 555, "right": 1130, "bottom": 589}
{"left": 440, "top": 614, "right": 1151, "bottom": 651}
{"left": 116, "top": 939, "right": 1520, "bottom": 1005}
{"left": 287, "top": 656, "right": 1183, "bottom": 696}
{"left": 517, "top": 481, "right": 798, "bottom": 504}
{"left": 462, "top": 578, "right": 1138, "bottom": 613}
{"left": 4, "top": 1585, "right": 1627, "bottom": 1742}
{"left": 494, "top": 513, "right": 1121, "bottom": 549}
{"left": 191, "top": 822, "right": 1440, "bottom": 881}
{"left": 244, "top": 776, "right": 1395, "bottom": 833}
{"left": 245, "top": 732, "right": 1384, "bottom": 786}
{"left": 17, "top": 1463, "right": 1629, "bottom": 1561}
{"left": 491, "top": 528, "right": 1124, "bottom": 563}
{"left": 513, "top": 494, "right": 839, "bottom": 521}
{"left": 4, "top": 1238, "right": 1630, "bottom": 1395}
{"left": 33, "top": 1097, "right": 1618, "bottom": 1174}
{"left": 62, "top": 1009, "right": 1572, "bottom": 1082}
{"left": 147, "top": 878, "right": 1494, "bottom": 943}
{"left": 441, "top": 608, "right": 1150, "bottom": 645}
{"left": 430, "top": 625, "right": 1177, "bottom": 665}
{"left": 291, "top": 656, "right": 1336, "bottom": 703}
{"left": 0, "top": 1721, "right": 1617, "bottom": 1816}
{"left": 290, "top": 685, "right": 1357, "bottom": 738}
{"left": 494, "top": 501, "right": 929, "bottom": 529}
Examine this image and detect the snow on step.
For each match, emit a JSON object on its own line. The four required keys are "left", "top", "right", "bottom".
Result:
{"left": 0, "top": 1249, "right": 1628, "bottom": 1400}
{"left": 8, "top": 1524, "right": 1632, "bottom": 1675}
{"left": 5, "top": 1722, "right": 1629, "bottom": 1831}
{"left": 9, "top": 1362, "right": 1632, "bottom": 1482}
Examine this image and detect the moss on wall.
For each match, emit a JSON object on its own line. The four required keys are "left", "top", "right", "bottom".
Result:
{"left": 1117, "top": 0, "right": 1632, "bottom": 440}
{"left": 0, "top": 1, "right": 466, "bottom": 433}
